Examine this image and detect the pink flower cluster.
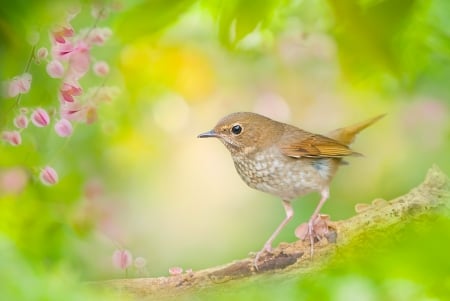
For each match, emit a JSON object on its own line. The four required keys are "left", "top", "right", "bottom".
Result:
{"left": 112, "top": 249, "right": 148, "bottom": 275}
{"left": 3, "top": 73, "right": 32, "bottom": 98}
{"left": 1, "top": 4, "right": 120, "bottom": 187}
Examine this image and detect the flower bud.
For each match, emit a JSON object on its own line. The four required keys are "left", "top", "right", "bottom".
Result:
{"left": 112, "top": 249, "right": 133, "bottom": 270}
{"left": 46, "top": 60, "right": 65, "bottom": 78}
{"left": 39, "top": 166, "right": 59, "bottom": 185}
{"left": 31, "top": 108, "right": 50, "bottom": 127}
{"left": 1, "top": 131, "right": 22, "bottom": 146}
{"left": 54, "top": 119, "right": 73, "bottom": 137}
{"left": 93, "top": 61, "right": 109, "bottom": 77}
{"left": 14, "top": 114, "right": 29, "bottom": 129}
{"left": 36, "top": 47, "right": 49, "bottom": 60}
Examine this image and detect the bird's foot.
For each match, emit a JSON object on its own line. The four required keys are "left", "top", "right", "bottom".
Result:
{"left": 252, "top": 243, "right": 272, "bottom": 271}
{"left": 294, "top": 214, "right": 331, "bottom": 257}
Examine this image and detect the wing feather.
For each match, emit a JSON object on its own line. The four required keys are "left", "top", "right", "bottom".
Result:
{"left": 279, "top": 131, "right": 356, "bottom": 158}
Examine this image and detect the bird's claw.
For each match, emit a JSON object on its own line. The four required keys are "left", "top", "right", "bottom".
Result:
{"left": 253, "top": 244, "right": 272, "bottom": 271}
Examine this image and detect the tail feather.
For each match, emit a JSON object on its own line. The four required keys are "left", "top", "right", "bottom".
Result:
{"left": 328, "top": 114, "right": 385, "bottom": 145}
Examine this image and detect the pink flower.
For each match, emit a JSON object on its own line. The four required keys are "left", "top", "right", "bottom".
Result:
{"left": 112, "top": 249, "right": 133, "bottom": 270}
{"left": 93, "top": 61, "right": 109, "bottom": 76}
{"left": 46, "top": 60, "right": 65, "bottom": 78}
{"left": 86, "top": 27, "right": 112, "bottom": 46}
{"left": 59, "top": 82, "right": 82, "bottom": 102}
{"left": 60, "top": 102, "right": 84, "bottom": 121}
{"left": 1, "top": 131, "right": 22, "bottom": 146}
{"left": 51, "top": 25, "right": 74, "bottom": 44}
{"left": 67, "top": 41, "right": 90, "bottom": 79}
{"left": 52, "top": 41, "right": 75, "bottom": 61}
{"left": 14, "top": 114, "right": 29, "bottom": 129}
{"left": 36, "top": 47, "right": 48, "bottom": 60}
{"left": 0, "top": 167, "right": 28, "bottom": 195}
{"left": 168, "top": 267, "right": 183, "bottom": 276}
{"left": 54, "top": 119, "right": 73, "bottom": 137}
{"left": 4, "top": 73, "right": 32, "bottom": 98}
{"left": 31, "top": 108, "right": 50, "bottom": 127}
{"left": 39, "top": 166, "right": 58, "bottom": 185}
{"left": 134, "top": 257, "right": 147, "bottom": 269}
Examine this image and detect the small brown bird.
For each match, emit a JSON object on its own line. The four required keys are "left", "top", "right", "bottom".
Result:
{"left": 198, "top": 112, "right": 383, "bottom": 268}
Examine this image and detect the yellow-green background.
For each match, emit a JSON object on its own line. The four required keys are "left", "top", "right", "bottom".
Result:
{"left": 0, "top": 0, "right": 449, "bottom": 300}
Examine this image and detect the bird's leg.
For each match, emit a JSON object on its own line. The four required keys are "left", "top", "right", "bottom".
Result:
{"left": 254, "top": 200, "right": 293, "bottom": 270}
{"left": 307, "top": 188, "right": 330, "bottom": 258}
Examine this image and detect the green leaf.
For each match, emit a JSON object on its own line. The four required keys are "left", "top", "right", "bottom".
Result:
{"left": 204, "top": 0, "right": 284, "bottom": 48}
{"left": 114, "top": 0, "right": 196, "bottom": 42}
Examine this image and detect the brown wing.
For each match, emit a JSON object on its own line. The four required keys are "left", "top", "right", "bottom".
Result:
{"left": 279, "top": 131, "right": 356, "bottom": 158}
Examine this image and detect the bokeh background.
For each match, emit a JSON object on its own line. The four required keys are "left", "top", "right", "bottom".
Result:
{"left": 1, "top": 0, "right": 449, "bottom": 300}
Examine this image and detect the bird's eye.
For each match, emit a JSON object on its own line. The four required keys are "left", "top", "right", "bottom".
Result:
{"left": 231, "top": 124, "right": 242, "bottom": 135}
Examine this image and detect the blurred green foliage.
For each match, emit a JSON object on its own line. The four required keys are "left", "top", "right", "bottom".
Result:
{"left": 0, "top": 0, "right": 449, "bottom": 300}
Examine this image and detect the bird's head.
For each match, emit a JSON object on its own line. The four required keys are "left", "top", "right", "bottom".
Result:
{"left": 198, "top": 112, "right": 284, "bottom": 155}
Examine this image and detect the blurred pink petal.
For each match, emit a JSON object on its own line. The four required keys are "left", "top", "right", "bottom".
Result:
{"left": 5, "top": 73, "right": 33, "bottom": 97}
{"left": 51, "top": 25, "right": 74, "bottom": 44}
{"left": 16, "top": 73, "right": 32, "bottom": 94}
{"left": 84, "top": 179, "right": 104, "bottom": 200}
{"left": 93, "top": 61, "right": 109, "bottom": 76}
{"left": 14, "top": 114, "right": 29, "bottom": 129}
{"left": 86, "top": 27, "right": 112, "bottom": 46}
{"left": 60, "top": 82, "right": 82, "bottom": 102}
{"left": 39, "top": 166, "right": 58, "bottom": 186}
{"left": 294, "top": 222, "right": 309, "bottom": 240}
{"left": 59, "top": 101, "right": 97, "bottom": 124}
{"left": 52, "top": 41, "right": 75, "bottom": 61}
{"left": 67, "top": 41, "right": 91, "bottom": 79}
{"left": 112, "top": 249, "right": 133, "bottom": 269}
{"left": 60, "top": 102, "right": 84, "bottom": 121}
{"left": 7, "top": 81, "right": 20, "bottom": 97}
{"left": 295, "top": 214, "right": 331, "bottom": 240}
{"left": 134, "top": 257, "right": 147, "bottom": 269}
{"left": 54, "top": 119, "right": 73, "bottom": 137}
{"left": 168, "top": 267, "right": 183, "bottom": 276}
{"left": 36, "top": 47, "right": 48, "bottom": 60}
{"left": 1, "top": 131, "right": 22, "bottom": 146}
{"left": 31, "top": 108, "right": 50, "bottom": 127}
{"left": 0, "top": 167, "right": 28, "bottom": 195}
{"left": 46, "top": 60, "right": 65, "bottom": 78}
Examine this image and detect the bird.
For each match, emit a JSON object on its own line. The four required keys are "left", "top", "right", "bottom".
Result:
{"left": 197, "top": 112, "right": 384, "bottom": 269}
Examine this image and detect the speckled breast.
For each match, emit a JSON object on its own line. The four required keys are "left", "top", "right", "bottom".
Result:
{"left": 232, "top": 146, "right": 334, "bottom": 201}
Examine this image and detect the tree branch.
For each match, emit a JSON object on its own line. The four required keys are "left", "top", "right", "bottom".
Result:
{"left": 92, "top": 165, "right": 450, "bottom": 299}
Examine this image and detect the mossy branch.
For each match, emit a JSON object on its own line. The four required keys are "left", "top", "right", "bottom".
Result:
{"left": 91, "top": 165, "right": 450, "bottom": 300}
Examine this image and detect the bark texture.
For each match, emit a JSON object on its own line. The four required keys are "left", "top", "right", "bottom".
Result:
{"left": 92, "top": 165, "right": 450, "bottom": 300}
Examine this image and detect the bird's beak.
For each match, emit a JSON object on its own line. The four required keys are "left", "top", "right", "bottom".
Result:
{"left": 197, "top": 129, "right": 218, "bottom": 138}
